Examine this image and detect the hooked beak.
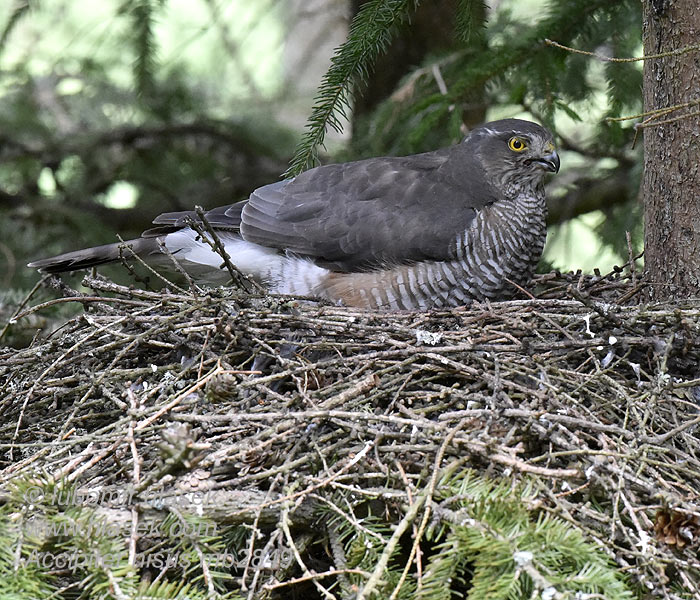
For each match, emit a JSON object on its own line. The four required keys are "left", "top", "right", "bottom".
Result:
{"left": 534, "top": 151, "right": 560, "bottom": 173}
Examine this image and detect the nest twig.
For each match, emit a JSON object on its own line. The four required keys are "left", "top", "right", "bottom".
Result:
{"left": 1, "top": 265, "right": 700, "bottom": 598}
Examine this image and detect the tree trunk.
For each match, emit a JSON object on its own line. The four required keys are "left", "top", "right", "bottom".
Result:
{"left": 642, "top": 0, "right": 700, "bottom": 300}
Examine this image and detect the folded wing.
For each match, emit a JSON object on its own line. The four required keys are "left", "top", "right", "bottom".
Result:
{"left": 240, "top": 145, "right": 498, "bottom": 271}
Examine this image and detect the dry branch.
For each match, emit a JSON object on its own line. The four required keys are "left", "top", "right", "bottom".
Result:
{"left": 1, "top": 266, "right": 700, "bottom": 597}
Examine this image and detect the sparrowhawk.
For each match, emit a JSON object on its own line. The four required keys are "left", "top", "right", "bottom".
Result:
{"left": 28, "top": 118, "right": 559, "bottom": 309}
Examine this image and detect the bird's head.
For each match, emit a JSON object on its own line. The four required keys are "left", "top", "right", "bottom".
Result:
{"left": 467, "top": 119, "right": 560, "bottom": 197}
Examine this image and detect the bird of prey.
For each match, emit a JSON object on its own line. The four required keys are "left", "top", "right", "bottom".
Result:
{"left": 29, "top": 118, "right": 559, "bottom": 310}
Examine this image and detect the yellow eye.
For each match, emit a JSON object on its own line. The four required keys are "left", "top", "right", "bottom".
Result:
{"left": 508, "top": 137, "right": 528, "bottom": 152}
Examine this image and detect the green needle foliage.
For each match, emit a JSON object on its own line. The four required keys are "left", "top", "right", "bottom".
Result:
{"left": 328, "top": 504, "right": 418, "bottom": 599}
{"left": 129, "top": 0, "right": 161, "bottom": 98}
{"left": 284, "top": 0, "right": 421, "bottom": 177}
{"left": 0, "top": 514, "right": 57, "bottom": 599}
{"left": 0, "top": 476, "right": 240, "bottom": 600}
{"left": 418, "top": 471, "right": 634, "bottom": 600}
{"left": 320, "top": 471, "right": 633, "bottom": 600}
{"left": 456, "top": 0, "right": 487, "bottom": 44}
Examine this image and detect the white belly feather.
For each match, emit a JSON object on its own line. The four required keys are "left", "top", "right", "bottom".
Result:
{"left": 161, "top": 228, "right": 329, "bottom": 295}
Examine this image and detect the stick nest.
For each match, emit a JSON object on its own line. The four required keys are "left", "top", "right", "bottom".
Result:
{"left": 2, "top": 267, "right": 700, "bottom": 599}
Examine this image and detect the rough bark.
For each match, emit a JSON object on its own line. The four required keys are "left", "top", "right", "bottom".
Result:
{"left": 642, "top": 0, "right": 700, "bottom": 300}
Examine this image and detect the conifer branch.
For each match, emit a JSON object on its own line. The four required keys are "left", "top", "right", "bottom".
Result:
{"left": 455, "top": 0, "right": 486, "bottom": 44}
{"left": 130, "top": 0, "right": 159, "bottom": 97}
{"left": 284, "top": 0, "right": 421, "bottom": 177}
{"left": 449, "top": 0, "right": 616, "bottom": 103}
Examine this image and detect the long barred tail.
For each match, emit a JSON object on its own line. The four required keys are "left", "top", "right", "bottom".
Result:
{"left": 27, "top": 238, "right": 159, "bottom": 274}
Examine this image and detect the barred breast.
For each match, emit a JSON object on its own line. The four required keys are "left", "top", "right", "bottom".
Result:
{"left": 318, "top": 194, "right": 547, "bottom": 310}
